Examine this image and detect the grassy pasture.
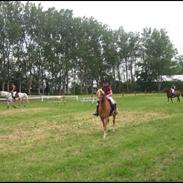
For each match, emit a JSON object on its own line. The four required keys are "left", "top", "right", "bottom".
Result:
{"left": 0, "top": 93, "right": 183, "bottom": 181}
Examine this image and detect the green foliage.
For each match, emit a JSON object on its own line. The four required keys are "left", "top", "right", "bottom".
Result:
{"left": 70, "top": 82, "right": 81, "bottom": 95}
{"left": 137, "top": 28, "right": 177, "bottom": 90}
{"left": 0, "top": 2, "right": 181, "bottom": 94}
{"left": 173, "top": 55, "right": 183, "bottom": 74}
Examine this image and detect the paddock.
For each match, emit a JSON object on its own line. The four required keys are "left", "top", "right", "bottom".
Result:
{"left": 0, "top": 93, "right": 182, "bottom": 182}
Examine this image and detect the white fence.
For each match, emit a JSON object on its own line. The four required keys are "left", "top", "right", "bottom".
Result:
{"left": 0, "top": 95, "right": 98, "bottom": 103}
{"left": 79, "top": 96, "right": 97, "bottom": 103}
{"left": 0, "top": 95, "right": 79, "bottom": 102}
{"left": 31, "top": 95, "right": 79, "bottom": 102}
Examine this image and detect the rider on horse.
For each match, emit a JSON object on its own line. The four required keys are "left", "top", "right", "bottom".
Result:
{"left": 10, "top": 83, "right": 18, "bottom": 100}
{"left": 93, "top": 79, "right": 117, "bottom": 116}
{"left": 170, "top": 85, "right": 176, "bottom": 96}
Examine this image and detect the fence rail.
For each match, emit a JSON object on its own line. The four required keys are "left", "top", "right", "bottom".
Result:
{"left": 0, "top": 95, "right": 79, "bottom": 102}
{"left": 0, "top": 95, "right": 99, "bottom": 103}
{"left": 79, "top": 96, "right": 97, "bottom": 103}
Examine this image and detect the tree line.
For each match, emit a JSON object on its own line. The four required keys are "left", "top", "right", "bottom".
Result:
{"left": 0, "top": 1, "right": 183, "bottom": 95}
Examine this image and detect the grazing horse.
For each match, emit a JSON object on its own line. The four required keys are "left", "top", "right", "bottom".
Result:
{"left": 96, "top": 89, "right": 117, "bottom": 139}
{"left": 164, "top": 88, "right": 182, "bottom": 103}
{"left": 0, "top": 91, "right": 16, "bottom": 108}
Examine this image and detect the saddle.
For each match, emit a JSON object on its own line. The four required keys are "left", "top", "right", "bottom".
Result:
{"left": 171, "top": 91, "right": 176, "bottom": 97}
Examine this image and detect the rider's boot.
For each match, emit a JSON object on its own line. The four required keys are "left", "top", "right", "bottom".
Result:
{"left": 113, "top": 104, "right": 118, "bottom": 115}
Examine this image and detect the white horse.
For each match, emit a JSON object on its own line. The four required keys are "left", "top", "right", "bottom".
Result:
{"left": 0, "top": 91, "right": 16, "bottom": 108}
{"left": 0, "top": 91, "right": 29, "bottom": 108}
{"left": 17, "top": 92, "right": 29, "bottom": 106}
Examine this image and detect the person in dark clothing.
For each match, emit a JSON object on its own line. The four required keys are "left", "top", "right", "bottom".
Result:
{"left": 10, "top": 83, "right": 18, "bottom": 100}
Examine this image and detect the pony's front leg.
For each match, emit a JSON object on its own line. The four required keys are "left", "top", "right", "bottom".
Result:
{"left": 101, "top": 118, "right": 107, "bottom": 139}
{"left": 103, "top": 129, "right": 107, "bottom": 139}
{"left": 12, "top": 99, "right": 17, "bottom": 108}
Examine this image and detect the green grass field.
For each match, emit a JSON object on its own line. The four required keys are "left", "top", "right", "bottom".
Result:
{"left": 0, "top": 93, "right": 183, "bottom": 181}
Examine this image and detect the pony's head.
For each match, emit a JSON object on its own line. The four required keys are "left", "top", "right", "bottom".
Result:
{"left": 96, "top": 89, "right": 105, "bottom": 101}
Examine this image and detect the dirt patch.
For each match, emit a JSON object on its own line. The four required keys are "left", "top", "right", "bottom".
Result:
{"left": 0, "top": 107, "right": 50, "bottom": 116}
{"left": 0, "top": 110, "right": 171, "bottom": 153}
{"left": 116, "top": 110, "right": 170, "bottom": 126}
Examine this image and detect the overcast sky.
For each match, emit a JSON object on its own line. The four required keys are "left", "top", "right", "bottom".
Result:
{"left": 30, "top": 1, "right": 183, "bottom": 55}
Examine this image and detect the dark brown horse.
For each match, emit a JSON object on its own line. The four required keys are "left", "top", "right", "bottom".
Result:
{"left": 164, "top": 88, "right": 182, "bottom": 103}
{"left": 96, "top": 89, "right": 117, "bottom": 139}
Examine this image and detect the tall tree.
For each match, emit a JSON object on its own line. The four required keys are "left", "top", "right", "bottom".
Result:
{"left": 137, "top": 28, "right": 177, "bottom": 90}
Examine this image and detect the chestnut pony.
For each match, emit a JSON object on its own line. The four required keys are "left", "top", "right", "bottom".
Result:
{"left": 96, "top": 89, "right": 117, "bottom": 139}
{"left": 164, "top": 88, "right": 182, "bottom": 103}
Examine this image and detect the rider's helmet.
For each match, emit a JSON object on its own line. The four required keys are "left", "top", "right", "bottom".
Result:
{"left": 171, "top": 85, "right": 175, "bottom": 89}
{"left": 102, "top": 79, "right": 110, "bottom": 87}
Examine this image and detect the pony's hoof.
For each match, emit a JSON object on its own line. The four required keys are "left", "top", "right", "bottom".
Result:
{"left": 103, "top": 132, "right": 107, "bottom": 139}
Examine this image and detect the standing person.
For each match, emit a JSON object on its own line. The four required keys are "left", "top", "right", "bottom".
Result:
{"left": 93, "top": 80, "right": 117, "bottom": 116}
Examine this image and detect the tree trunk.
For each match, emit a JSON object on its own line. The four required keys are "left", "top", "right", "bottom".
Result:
{"left": 28, "top": 76, "right": 32, "bottom": 95}
{"left": 18, "top": 79, "right": 22, "bottom": 92}
{"left": 117, "top": 64, "right": 121, "bottom": 82}
{"left": 50, "top": 79, "right": 54, "bottom": 95}
{"left": 37, "top": 79, "right": 41, "bottom": 95}
{"left": 2, "top": 82, "right": 5, "bottom": 91}
{"left": 158, "top": 75, "right": 163, "bottom": 91}
{"left": 124, "top": 58, "right": 129, "bottom": 92}
{"left": 7, "top": 81, "right": 10, "bottom": 92}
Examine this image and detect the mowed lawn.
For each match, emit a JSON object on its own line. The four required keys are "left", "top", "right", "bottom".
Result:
{"left": 0, "top": 93, "right": 183, "bottom": 181}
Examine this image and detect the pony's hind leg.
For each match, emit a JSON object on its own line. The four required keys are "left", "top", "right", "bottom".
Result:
{"left": 167, "top": 96, "right": 170, "bottom": 103}
{"left": 107, "top": 118, "right": 109, "bottom": 124}
{"left": 12, "top": 103, "right": 17, "bottom": 108}
{"left": 7, "top": 102, "right": 10, "bottom": 109}
{"left": 112, "top": 114, "right": 116, "bottom": 132}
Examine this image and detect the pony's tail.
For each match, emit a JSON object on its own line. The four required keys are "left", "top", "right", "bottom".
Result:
{"left": 181, "top": 92, "right": 183, "bottom": 97}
